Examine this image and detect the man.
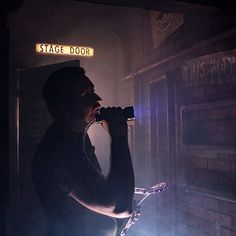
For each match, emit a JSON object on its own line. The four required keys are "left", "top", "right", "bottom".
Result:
{"left": 32, "top": 66, "right": 135, "bottom": 236}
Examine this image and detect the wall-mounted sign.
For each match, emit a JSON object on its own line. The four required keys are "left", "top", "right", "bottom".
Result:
{"left": 150, "top": 12, "right": 184, "bottom": 49}
{"left": 182, "top": 49, "right": 236, "bottom": 87}
{"left": 36, "top": 43, "right": 94, "bottom": 57}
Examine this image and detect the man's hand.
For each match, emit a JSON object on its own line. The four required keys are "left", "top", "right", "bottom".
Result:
{"left": 100, "top": 107, "right": 128, "bottom": 138}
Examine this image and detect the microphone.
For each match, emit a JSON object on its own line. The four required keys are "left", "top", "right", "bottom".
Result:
{"left": 95, "top": 106, "right": 135, "bottom": 123}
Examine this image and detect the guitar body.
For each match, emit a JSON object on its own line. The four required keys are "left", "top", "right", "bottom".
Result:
{"left": 119, "top": 182, "right": 167, "bottom": 236}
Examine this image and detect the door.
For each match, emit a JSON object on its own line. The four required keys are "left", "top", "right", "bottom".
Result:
{"left": 150, "top": 77, "right": 176, "bottom": 236}
{"left": 11, "top": 60, "right": 80, "bottom": 236}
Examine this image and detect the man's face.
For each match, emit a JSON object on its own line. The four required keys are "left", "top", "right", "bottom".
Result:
{"left": 80, "top": 86, "right": 102, "bottom": 123}
{"left": 68, "top": 85, "right": 102, "bottom": 124}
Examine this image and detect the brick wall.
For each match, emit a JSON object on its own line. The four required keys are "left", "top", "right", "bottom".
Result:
{"left": 175, "top": 50, "right": 236, "bottom": 236}
{"left": 119, "top": 7, "right": 236, "bottom": 236}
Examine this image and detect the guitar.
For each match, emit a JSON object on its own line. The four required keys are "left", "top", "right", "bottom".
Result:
{"left": 119, "top": 182, "right": 168, "bottom": 236}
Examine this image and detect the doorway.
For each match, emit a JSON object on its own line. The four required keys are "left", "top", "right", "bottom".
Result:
{"left": 9, "top": 60, "right": 80, "bottom": 236}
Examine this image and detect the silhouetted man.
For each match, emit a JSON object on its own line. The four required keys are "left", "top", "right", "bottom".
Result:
{"left": 32, "top": 66, "right": 135, "bottom": 236}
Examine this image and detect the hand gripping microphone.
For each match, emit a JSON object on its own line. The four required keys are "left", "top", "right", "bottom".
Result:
{"left": 95, "top": 106, "right": 135, "bottom": 123}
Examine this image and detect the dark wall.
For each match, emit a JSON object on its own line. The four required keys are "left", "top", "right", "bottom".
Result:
{"left": 0, "top": 8, "right": 9, "bottom": 236}
{"left": 1, "top": 1, "right": 24, "bottom": 235}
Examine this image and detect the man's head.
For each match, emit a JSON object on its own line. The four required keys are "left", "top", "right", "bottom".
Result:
{"left": 43, "top": 66, "right": 101, "bottom": 123}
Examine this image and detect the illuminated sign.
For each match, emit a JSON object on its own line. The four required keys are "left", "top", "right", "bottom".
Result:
{"left": 35, "top": 43, "right": 94, "bottom": 57}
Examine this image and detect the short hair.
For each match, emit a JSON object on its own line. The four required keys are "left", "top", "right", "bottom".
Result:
{"left": 43, "top": 66, "right": 94, "bottom": 118}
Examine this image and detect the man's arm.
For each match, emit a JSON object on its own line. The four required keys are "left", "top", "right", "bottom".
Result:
{"left": 68, "top": 108, "right": 135, "bottom": 218}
